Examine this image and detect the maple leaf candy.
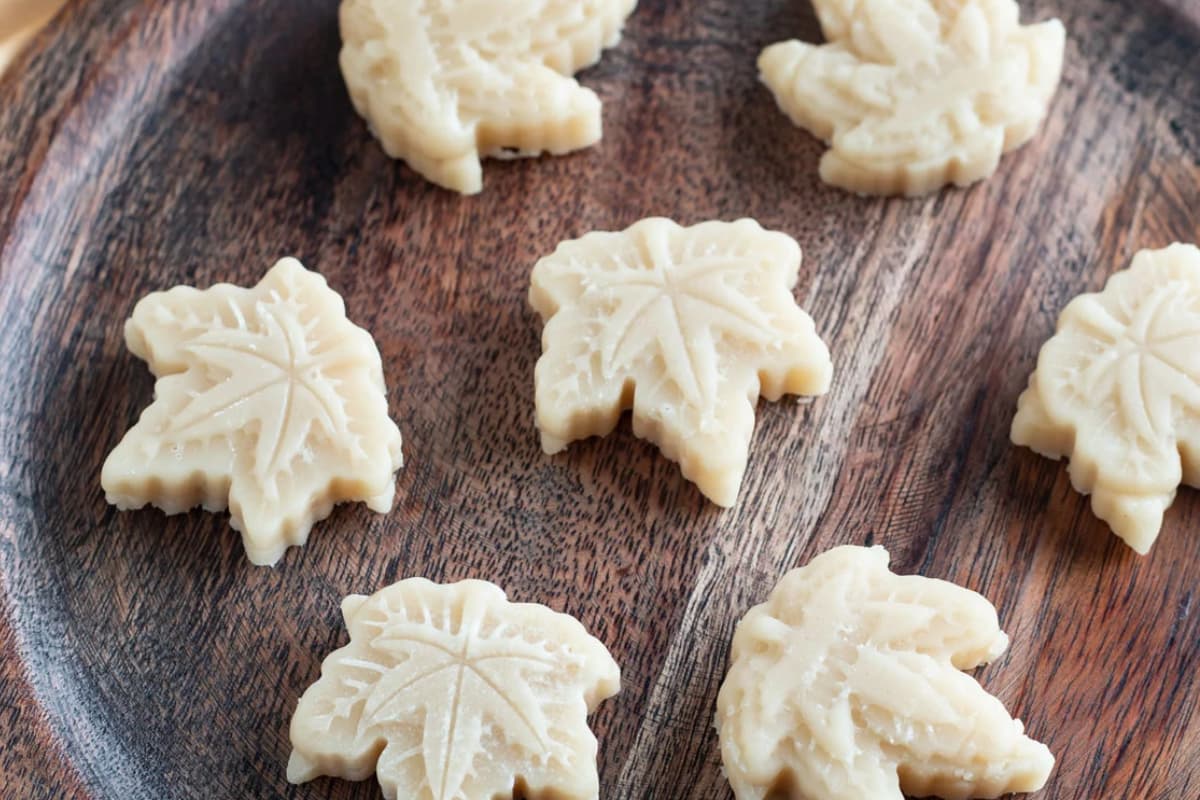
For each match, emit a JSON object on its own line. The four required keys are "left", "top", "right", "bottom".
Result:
{"left": 339, "top": 0, "right": 638, "bottom": 195}
{"left": 101, "top": 258, "right": 404, "bottom": 566}
{"left": 530, "top": 217, "right": 833, "bottom": 507}
{"left": 759, "top": 0, "right": 1066, "bottom": 196}
{"left": 1012, "top": 243, "right": 1200, "bottom": 554}
{"left": 717, "top": 545, "right": 1054, "bottom": 800}
{"left": 287, "top": 578, "right": 621, "bottom": 800}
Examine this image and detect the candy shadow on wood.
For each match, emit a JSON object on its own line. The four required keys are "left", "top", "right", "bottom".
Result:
{"left": 721, "top": 82, "right": 828, "bottom": 205}
{"left": 1004, "top": 445, "right": 1129, "bottom": 566}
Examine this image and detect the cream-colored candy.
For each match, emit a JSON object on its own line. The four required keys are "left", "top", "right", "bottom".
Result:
{"left": 339, "top": 0, "right": 637, "bottom": 195}
{"left": 1012, "top": 244, "right": 1200, "bottom": 554}
{"left": 759, "top": 0, "right": 1065, "bottom": 196}
{"left": 717, "top": 545, "right": 1054, "bottom": 800}
{"left": 101, "top": 258, "right": 403, "bottom": 566}
{"left": 529, "top": 218, "right": 833, "bottom": 506}
{"left": 288, "top": 578, "right": 621, "bottom": 800}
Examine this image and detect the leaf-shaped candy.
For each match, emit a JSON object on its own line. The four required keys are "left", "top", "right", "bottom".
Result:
{"left": 288, "top": 578, "right": 621, "bottom": 800}
{"left": 101, "top": 258, "right": 404, "bottom": 566}
{"left": 529, "top": 218, "right": 833, "bottom": 507}
{"left": 1012, "top": 243, "right": 1200, "bottom": 554}
{"left": 717, "top": 545, "right": 1054, "bottom": 800}
{"left": 759, "top": 0, "right": 1066, "bottom": 196}
{"left": 339, "top": 0, "right": 638, "bottom": 194}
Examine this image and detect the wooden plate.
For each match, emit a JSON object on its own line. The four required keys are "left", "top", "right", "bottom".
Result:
{"left": 2, "top": 1, "right": 1198, "bottom": 797}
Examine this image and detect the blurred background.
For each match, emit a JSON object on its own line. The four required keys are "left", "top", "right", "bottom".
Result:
{"left": 1, "top": 0, "right": 68, "bottom": 75}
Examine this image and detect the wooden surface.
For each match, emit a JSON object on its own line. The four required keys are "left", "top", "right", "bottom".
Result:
{"left": 1, "top": 1, "right": 1199, "bottom": 798}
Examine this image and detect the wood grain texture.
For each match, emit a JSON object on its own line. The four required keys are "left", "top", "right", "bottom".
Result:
{"left": 0, "top": 1, "right": 1198, "bottom": 798}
